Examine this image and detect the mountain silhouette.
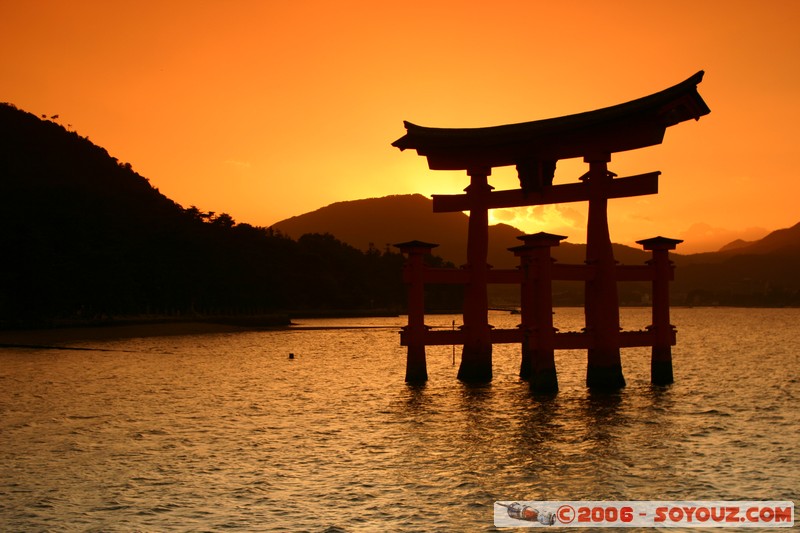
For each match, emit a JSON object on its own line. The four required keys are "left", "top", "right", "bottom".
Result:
{"left": 669, "top": 222, "right": 800, "bottom": 305}
{"left": 674, "top": 222, "right": 800, "bottom": 264}
{"left": 717, "top": 222, "right": 799, "bottom": 256}
{"left": 717, "top": 239, "right": 752, "bottom": 252}
{"left": 272, "top": 194, "right": 652, "bottom": 269}
{"left": 273, "top": 195, "right": 800, "bottom": 307}
{"left": 275, "top": 194, "right": 520, "bottom": 268}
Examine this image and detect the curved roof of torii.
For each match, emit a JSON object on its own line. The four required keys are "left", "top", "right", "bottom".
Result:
{"left": 392, "top": 71, "right": 710, "bottom": 171}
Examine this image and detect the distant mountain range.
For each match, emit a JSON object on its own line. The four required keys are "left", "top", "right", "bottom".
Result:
{"left": 671, "top": 221, "right": 800, "bottom": 306}
{"left": 273, "top": 195, "right": 800, "bottom": 306}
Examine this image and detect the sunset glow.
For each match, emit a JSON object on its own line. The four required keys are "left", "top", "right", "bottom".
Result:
{"left": 3, "top": 0, "right": 799, "bottom": 253}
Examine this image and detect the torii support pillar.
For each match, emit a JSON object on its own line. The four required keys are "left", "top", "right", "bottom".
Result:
{"left": 395, "top": 240, "right": 438, "bottom": 383}
{"left": 457, "top": 168, "right": 494, "bottom": 382}
{"left": 637, "top": 236, "right": 683, "bottom": 385}
{"left": 584, "top": 157, "right": 625, "bottom": 390}
{"left": 511, "top": 233, "right": 566, "bottom": 393}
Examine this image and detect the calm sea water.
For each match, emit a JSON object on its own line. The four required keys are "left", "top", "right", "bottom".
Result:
{"left": 1, "top": 308, "right": 798, "bottom": 532}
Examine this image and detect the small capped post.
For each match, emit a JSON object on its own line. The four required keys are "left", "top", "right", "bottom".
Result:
{"left": 636, "top": 236, "right": 683, "bottom": 385}
{"left": 509, "top": 232, "right": 567, "bottom": 392}
{"left": 394, "top": 240, "right": 439, "bottom": 382}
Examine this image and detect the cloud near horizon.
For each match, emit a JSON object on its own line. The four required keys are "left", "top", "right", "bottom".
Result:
{"left": 489, "top": 204, "right": 587, "bottom": 239}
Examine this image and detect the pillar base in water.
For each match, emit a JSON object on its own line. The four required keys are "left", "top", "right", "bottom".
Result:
{"left": 586, "top": 362, "right": 626, "bottom": 390}
{"left": 458, "top": 344, "right": 492, "bottom": 382}
{"left": 519, "top": 351, "right": 531, "bottom": 380}
{"left": 405, "top": 345, "right": 428, "bottom": 382}
{"left": 530, "top": 367, "right": 558, "bottom": 393}
{"left": 651, "top": 346, "right": 674, "bottom": 385}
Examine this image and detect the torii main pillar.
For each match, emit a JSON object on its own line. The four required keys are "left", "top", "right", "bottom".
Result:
{"left": 583, "top": 156, "right": 625, "bottom": 389}
{"left": 458, "top": 168, "right": 494, "bottom": 381}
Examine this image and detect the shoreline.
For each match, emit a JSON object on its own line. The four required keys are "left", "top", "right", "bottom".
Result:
{"left": 0, "top": 310, "right": 402, "bottom": 345}
{"left": 1, "top": 305, "right": 796, "bottom": 347}
{"left": 0, "top": 321, "right": 276, "bottom": 347}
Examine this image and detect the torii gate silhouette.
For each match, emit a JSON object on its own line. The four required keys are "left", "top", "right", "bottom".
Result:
{"left": 392, "top": 71, "right": 710, "bottom": 391}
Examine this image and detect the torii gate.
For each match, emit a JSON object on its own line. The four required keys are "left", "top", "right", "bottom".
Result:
{"left": 392, "top": 71, "right": 710, "bottom": 391}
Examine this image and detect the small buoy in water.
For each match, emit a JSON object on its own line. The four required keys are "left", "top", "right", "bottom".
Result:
{"left": 288, "top": 353, "right": 295, "bottom": 359}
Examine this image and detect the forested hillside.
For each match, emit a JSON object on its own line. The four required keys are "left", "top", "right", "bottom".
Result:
{"left": 0, "top": 103, "right": 458, "bottom": 328}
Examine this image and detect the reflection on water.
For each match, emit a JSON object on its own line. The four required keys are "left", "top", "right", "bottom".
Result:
{"left": 0, "top": 308, "right": 798, "bottom": 531}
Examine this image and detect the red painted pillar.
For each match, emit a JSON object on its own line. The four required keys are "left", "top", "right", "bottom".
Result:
{"left": 395, "top": 240, "right": 438, "bottom": 382}
{"left": 513, "top": 244, "right": 535, "bottom": 380}
{"left": 458, "top": 167, "right": 494, "bottom": 382}
{"left": 583, "top": 156, "right": 625, "bottom": 390}
{"left": 511, "top": 232, "right": 565, "bottom": 392}
{"left": 637, "top": 236, "right": 682, "bottom": 385}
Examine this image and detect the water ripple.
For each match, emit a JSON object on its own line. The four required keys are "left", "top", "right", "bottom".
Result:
{"left": 0, "top": 309, "right": 798, "bottom": 530}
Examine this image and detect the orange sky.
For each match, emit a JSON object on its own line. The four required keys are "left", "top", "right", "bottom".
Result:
{"left": 3, "top": 0, "right": 799, "bottom": 253}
